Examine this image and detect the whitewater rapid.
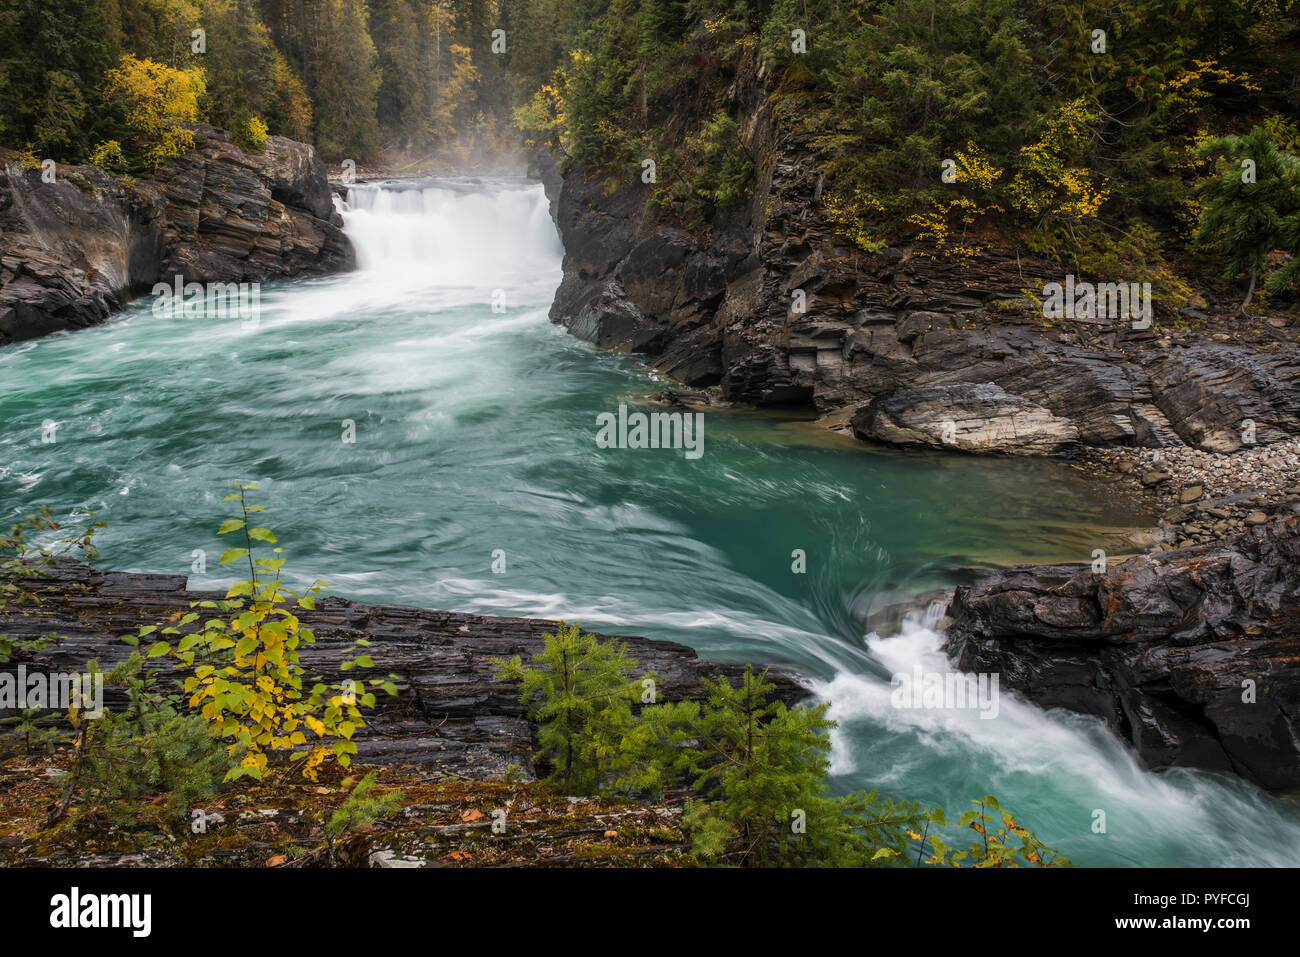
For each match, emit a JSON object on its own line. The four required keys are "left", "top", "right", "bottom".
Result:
{"left": 0, "top": 177, "right": 1294, "bottom": 866}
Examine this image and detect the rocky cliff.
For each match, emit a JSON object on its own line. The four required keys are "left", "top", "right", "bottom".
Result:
{"left": 0, "top": 124, "right": 353, "bottom": 347}
{"left": 944, "top": 518, "right": 1300, "bottom": 789}
{"left": 536, "top": 84, "right": 1300, "bottom": 457}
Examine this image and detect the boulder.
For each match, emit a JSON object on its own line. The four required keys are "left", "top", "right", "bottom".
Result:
{"left": 851, "top": 382, "right": 1080, "bottom": 454}
{"left": 944, "top": 519, "right": 1300, "bottom": 788}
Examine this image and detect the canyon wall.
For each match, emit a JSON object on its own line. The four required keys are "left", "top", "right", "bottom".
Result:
{"left": 536, "top": 75, "right": 1300, "bottom": 457}
{"left": 0, "top": 124, "right": 353, "bottom": 347}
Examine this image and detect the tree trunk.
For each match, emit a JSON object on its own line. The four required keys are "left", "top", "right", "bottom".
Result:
{"left": 1239, "top": 269, "right": 1257, "bottom": 315}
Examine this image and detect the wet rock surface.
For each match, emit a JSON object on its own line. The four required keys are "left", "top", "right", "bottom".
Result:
{"left": 534, "top": 81, "right": 1300, "bottom": 458}
{"left": 0, "top": 124, "right": 353, "bottom": 347}
{"left": 0, "top": 559, "right": 807, "bottom": 781}
{"left": 944, "top": 519, "right": 1300, "bottom": 789}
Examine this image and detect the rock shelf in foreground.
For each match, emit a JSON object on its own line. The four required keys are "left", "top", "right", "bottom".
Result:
{"left": 0, "top": 559, "right": 807, "bottom": 782}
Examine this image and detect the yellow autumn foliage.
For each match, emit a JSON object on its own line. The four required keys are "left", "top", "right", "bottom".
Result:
{"left": 103, "top": 54, "right": 206, "bottom": 168}
{"left": 907, "top": 142, "right": 1004, "bottom": 259}
{"left": 1005, "top": 98, "right": 1109, "bottom": 224}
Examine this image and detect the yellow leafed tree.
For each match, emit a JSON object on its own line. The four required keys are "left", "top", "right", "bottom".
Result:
{"left": 428, "top": 43, "right": 479, "bottom": 155}
{"left": 103, "top": 54, "right": 206, "bottom": 168}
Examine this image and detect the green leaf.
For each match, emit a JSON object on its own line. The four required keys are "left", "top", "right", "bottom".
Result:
{"left": 146, "top": 641, "right": 171, "bottom": 658}
{"left": 248, "top": 527, "right": 277, "bottom": 542}
{"left": 217, "top": 519, "right": 246, "bottom": 535}
{"left": 219, "top": 548, "right": 249, "bottom": 565}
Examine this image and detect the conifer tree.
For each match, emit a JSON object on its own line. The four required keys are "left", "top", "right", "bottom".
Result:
{"left": 493, "top": 621, "right": 652, "bottom": 794}
{"left": 1196, "top": 126, "right": 1300, "bottom": 312}
{"left": 670, "top": 666, "right": 925, "bottom": 867}
{"left": 311, "top": 0, "right": 382, "bottom": 159}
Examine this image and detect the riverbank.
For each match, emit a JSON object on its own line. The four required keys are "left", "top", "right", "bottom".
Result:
{"left": 0, "top": 124, "right": 352, "bottom": 347}
{"left": 0, "top": 558, "right": 805, "bottom": 778}
{"left": 0, "top": 557, "right": 802, "bottom": 867}
{"left": 1081, "top": 440, "right": 1300, "bottom": 550}
{"left": 0, "top": 755, "right": 691, "bottom": 868}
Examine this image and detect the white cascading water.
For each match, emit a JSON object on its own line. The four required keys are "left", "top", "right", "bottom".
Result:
{"left": 813, "top": 605, "right": 1300, "bottom": 867}
{"left": 340, "top": 181, "right": 563, "bottom": 289}
{"left": 5, "top": 176, "right": 1297, "bottom": 867}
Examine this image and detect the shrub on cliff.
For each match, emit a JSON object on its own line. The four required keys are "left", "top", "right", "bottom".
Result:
{"left": 87, "top": 139, "right": 127, "bottom": 173}
{"left": 233, "top": 115, "right": 270, "bottom": 154}
{"left": 102, "top": 54, "right": 205, "bottom": 169}
{"left": 685, "top": 112, "right": 755, "bottom": 213}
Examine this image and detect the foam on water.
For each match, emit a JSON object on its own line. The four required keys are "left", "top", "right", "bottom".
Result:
{"left": 813, "top": 607, "right": 1300, "bottom": 866}
{"left": 1, "top": 177, "right": 1296, "bottom": 866}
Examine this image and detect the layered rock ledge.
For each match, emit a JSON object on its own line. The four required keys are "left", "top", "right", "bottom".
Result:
{"left": 535, "top": 90, "right": 1300, "bottom": 458}
{"left": 944, "top": 518, "right": 1300, "bottom": 789}
{"left": 0, "top": 124, "right": 354, "bottom": 347}
{"left": 0, "top": 559, "right": 806, "bottom": 781}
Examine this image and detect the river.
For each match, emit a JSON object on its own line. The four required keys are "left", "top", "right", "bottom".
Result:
{"left": 1, "top": 176, "right": 1297, "bottom": 865}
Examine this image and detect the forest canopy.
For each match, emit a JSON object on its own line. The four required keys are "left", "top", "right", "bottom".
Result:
{"left": 2, "top": 0, "right": 1299, "bottom": 295}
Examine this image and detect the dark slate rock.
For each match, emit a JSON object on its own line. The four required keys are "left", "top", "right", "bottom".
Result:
{"left": 944, "top": 519, "right": 1300, "bottom": 788}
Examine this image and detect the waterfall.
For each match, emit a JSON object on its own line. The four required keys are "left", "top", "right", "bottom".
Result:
{"left": 339, "top": 180, "right": 563, "bottom": 290}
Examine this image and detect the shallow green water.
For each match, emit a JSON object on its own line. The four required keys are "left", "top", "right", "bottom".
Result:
{"left": 2, "top": 178, "right": 1296, "bottom": 866}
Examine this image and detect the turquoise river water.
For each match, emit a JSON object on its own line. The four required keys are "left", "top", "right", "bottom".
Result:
{"left": 1, "top": 177, "right": 1297, "bottom": 866}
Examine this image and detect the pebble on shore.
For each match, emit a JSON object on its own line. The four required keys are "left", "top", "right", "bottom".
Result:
{"left": 1083, "top": 438, "right": 1300, "bottom": 550}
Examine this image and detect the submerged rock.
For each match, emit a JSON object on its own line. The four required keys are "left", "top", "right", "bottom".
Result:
{"left": 944, "top": 519, "right": 1300, "bottom": 788}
